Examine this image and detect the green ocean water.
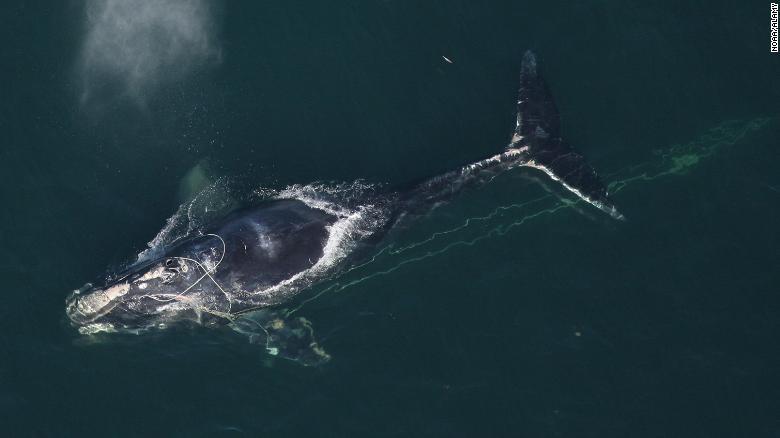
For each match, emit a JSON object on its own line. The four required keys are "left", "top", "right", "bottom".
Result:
{"left": 1, "top": 1, "right": 779, "bottom": 436}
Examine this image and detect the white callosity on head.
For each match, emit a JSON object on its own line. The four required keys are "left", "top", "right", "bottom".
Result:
{"left": 137, "top": 266, "right": 166, "bottom": 282}
{"left": 77, "top": 0, "right": 221, "bottom": 102}
{"left": 76, "top": 282, "right": 130, "bottom": 316}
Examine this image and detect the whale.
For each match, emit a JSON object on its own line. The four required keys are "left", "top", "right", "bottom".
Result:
{"left": 65, "top": 52, "right": 622, "bottom": 365}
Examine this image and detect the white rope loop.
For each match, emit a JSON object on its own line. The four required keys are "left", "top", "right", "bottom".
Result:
{"left": 139, "top": 233, "right": 234, "bottom": 318}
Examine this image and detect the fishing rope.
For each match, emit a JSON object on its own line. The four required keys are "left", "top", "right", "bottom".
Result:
{"left": 236, "top": 315, "right": 274, "bottom": 352}
{"left": 140, "top": 233, "right": 234, "bottom": 318}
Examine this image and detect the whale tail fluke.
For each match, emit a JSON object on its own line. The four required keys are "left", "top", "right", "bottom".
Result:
{"left": 400, "top": 51, "right": 623, "bottom": 221}
{"left": 510, "top": 50, "right": 623, "bottom": 219}
{"left": 510, "top": 50, "right": 560, "bottom": 146}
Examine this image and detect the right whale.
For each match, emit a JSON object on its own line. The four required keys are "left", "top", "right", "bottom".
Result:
{"left": 65, "top": 51, "right": 622, "bottom": 365}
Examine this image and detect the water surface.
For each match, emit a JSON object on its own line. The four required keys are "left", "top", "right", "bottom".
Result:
{"left": 1, "top": 1, "right": 779, "bottom": 436}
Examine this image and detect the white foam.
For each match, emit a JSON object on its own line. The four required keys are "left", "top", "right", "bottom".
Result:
{"left": 137, "top": 204, "right": 189, "bottom": 264}
{"left": 253, "top": 183, "right": 386, "bottom": 299}
{"left": 78, "top": 323, "right": 118, "bottom": 335}
{"left": 521, "top": 161, "right": 624, "bottom": 220}
{"left": 136, "top": 178, "right": 233, "bottom": 265}
{"left": 254, "top": 208, "right": 368, "bottom": 297}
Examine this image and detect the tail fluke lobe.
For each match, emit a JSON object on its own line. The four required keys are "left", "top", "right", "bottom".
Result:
{"left": 511, "top": 51, "right": 623, "bottom": 220}
{"left": 401, "top": 51, "right": 623, "bottom": 221}
{"left": 512, "top": 51, "right": 561, "bottom": 145}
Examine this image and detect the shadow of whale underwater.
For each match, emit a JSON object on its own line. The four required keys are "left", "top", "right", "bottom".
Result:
{"left": 65, "top": 51, "right": 622, "bottom": 366}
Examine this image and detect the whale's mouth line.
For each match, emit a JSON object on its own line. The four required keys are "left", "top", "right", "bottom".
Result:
{"left": 66, "top": 292, "right": 150, "bottom": 336}
{"left": 66, "top": 293, "right": 115, "bottom": 326}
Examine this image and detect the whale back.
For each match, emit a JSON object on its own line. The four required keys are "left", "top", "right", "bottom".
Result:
{"left": 197, "top": 199, "right": 337, "bottom": 297}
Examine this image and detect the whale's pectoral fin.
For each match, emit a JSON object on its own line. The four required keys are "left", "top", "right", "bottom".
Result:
{"left": 230, "top": 309, "right": 331, "bottom": 366}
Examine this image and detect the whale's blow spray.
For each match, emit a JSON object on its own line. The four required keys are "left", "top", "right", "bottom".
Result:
{"left": 77, "top": 0, "right": 221, "bottom": 106}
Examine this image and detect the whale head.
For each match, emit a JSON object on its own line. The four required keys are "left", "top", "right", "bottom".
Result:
{"left": 66, "top": 252, "right": 229, "bottom": 334}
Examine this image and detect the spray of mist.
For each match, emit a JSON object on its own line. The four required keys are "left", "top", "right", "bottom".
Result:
{"left": 77, "top": 0, "right": 221, "bottom": 105}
